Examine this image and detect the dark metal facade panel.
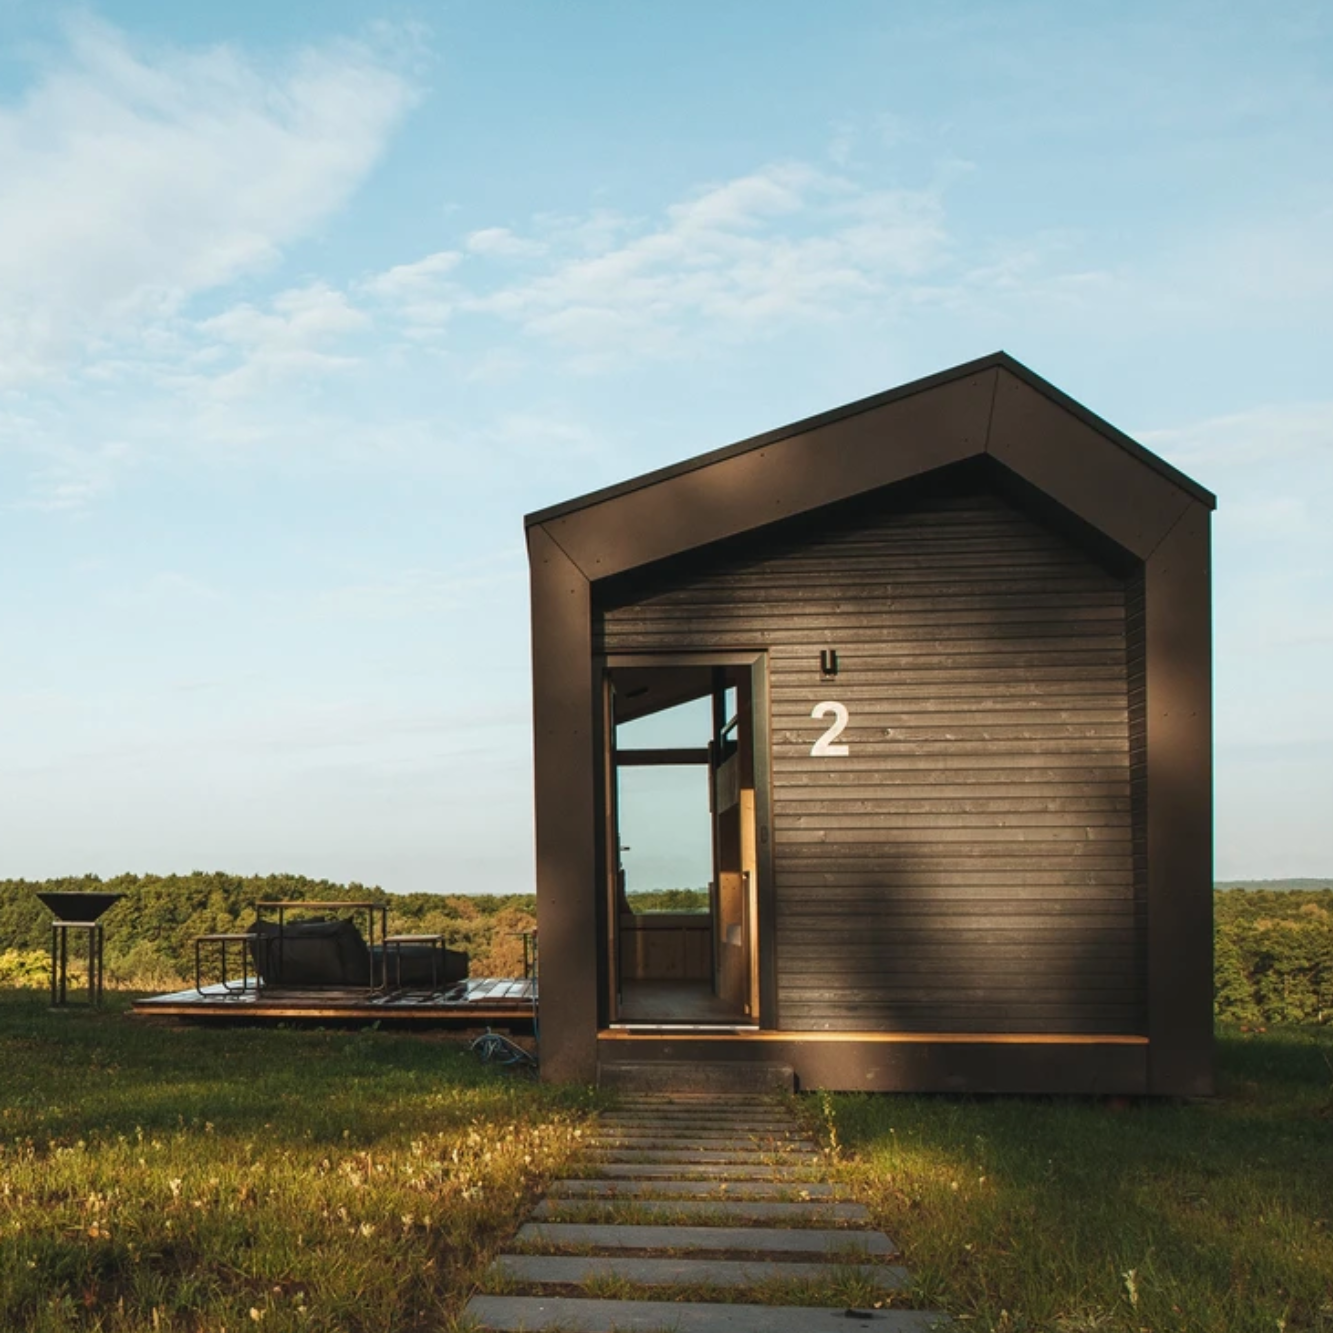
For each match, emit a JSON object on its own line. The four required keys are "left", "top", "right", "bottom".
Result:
{"left": 596, "top": 1035, "right": 1149, "bottom": 1095}
{"left": 598, "top": 490, "right": 1145, "bottom": 1035}
{"left": 543, "top": 371, "right": 998, "bottom": 581}
{"left": 1144, "top": 503, "right": 1215, "bottom": 1094}
{"left": 526, "top": 525, "right": 599, "bottom": 1082}
{"left": 985, "top": 372, "right": 1196, "bottom": 561}
{"left": 527, "top": 352, "right": 1215, "bottom": 530}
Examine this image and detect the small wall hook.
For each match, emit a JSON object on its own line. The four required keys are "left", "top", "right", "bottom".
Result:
{"left": 819, "top": 649, "right": 839, "bottom": 679}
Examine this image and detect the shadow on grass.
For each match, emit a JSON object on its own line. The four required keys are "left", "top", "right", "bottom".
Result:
{"left": 813, "top": 1026, "right": 1333, "bottom": 1331}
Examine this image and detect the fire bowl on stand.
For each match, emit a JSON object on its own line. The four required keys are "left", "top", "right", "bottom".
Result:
{"left": 35, "top": 892, "right": 125, "bottom": 1006}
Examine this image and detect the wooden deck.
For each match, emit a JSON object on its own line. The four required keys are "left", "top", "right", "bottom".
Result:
{"left": 132, "top": 977, "right": 537, "bottom": 1029}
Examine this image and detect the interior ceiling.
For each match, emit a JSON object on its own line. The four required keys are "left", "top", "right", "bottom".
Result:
{"left": 611, "top": 666, "right": 714, "bottom": 725}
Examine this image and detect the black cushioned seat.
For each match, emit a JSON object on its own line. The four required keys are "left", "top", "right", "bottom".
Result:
{"left": 247, "top": 917, "right": 370, "bottom": 987}
{"left": 246, "top": 918, "right": 469, "bottom": 989}
{"left": 374, "top": 942, "right": 470, "bottom": 988}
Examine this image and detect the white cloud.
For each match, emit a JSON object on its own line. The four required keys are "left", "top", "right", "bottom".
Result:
{"left": 14, "top": 438, "right": 137, "bottom": 512}
{"left": 193, "top": 282, "right": 369, "bottom": 397}
{"left": 1139, "top": 401, "right": 1333, "bottom": 471}
{"left": 464, "top": 227, "right": 547, "bottom": 259}
{"left": 365, "top": 162, "right": 950, "bottom": 367}
{"left": 0, "top": 16, "right": 414, "bottom": 386}
{"left": 358, "top": 249, "right": 461, "bottom": 332}
{"left": 361, "top": 250, "right": 462, "bottom": 299}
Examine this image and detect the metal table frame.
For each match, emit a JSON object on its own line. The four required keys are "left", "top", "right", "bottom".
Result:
{"left": 383, "top": 933, "right": 446, "bottom": 992}
{"left": 194, "top": 932, "right": 267, "bottom": 995}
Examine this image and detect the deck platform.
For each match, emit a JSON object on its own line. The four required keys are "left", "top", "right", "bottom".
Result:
{"left": 132, "top": 977, "right": 537, "bottom": 1029}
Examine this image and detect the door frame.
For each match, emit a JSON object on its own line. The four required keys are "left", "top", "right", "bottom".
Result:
{"left": 596, "top": 650, "right": 775, "bottom": 1031}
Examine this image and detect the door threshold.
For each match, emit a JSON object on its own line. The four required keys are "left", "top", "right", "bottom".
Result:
{"left": 608, "top": 1023, "right": 760, "bottom": 1034}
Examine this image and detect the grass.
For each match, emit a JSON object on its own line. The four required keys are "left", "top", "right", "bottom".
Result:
{"left": 806, "top": 1027, "right": 1333, "bottom": 1332}
{"left": 5, "top": 991, "right": 1332, "bottom": 1333}
{"left": 0, "top": 989, "right": 598, "bottom": 1333}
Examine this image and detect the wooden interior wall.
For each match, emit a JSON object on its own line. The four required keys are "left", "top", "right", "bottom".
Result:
{"left": 596, "top": 488, "right": 1145, "bottom": 1035}
{"left": 618, "top": 915, "right": 711, "bottom": 981}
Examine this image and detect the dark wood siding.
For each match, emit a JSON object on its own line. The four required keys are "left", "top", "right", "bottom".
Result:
{"left": 596, "top": 490, "right": 1145, "bottom": 1035}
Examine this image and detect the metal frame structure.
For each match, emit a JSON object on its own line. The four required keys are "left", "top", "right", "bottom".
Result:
{"left": 526, "top": 352, "right": 1215, "bottom": 1093}
{"left": 195, "top": 932, "right": 267, "bottom": 995}
{"left": 252, "top": 900, "right": 390, "bottom": 994}
{"left": 50, "top": 921, "right": 106, "bottom": 1006}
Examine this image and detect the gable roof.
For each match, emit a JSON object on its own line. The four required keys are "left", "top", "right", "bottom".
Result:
{"left": 525, "top": 351, "right": 1215, "bottom": 582}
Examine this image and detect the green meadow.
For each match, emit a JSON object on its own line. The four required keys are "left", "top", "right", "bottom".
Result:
{"left": 0, "top": 992, "right": 597, "bottom": 1333}
{"left": 2, "top": 991, "right": 1330, "bottom": 1332}
{"left": 818, "top": 1025, "right": 1333, "bottom": 1331}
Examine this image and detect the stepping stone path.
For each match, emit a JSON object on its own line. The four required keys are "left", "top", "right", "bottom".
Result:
{"left": 465, "top": 1093, "right": 950, "bottom": 1331}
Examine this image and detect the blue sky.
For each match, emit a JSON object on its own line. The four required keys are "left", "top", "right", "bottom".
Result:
{"left": 0, "top": 2, "right": 1329, "bottom": 894}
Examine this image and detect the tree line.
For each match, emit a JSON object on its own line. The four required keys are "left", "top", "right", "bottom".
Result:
{"left": 1214, "top": 887, "right": 1333, "bottom": 1026}
{"left": 0, "top": 873, "right": 535, "bottom": 986}
{"left": 2, "top": 875, "right": 1330, "bottom": 1023}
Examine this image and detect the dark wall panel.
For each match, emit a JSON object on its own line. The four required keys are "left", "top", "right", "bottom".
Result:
{"left": 597, "top": 489, "right": 1145, "bottom": 1035}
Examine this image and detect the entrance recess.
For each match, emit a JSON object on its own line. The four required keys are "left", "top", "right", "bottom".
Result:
{"left": 601, "top": 655, "right": 768, "bottom": 1030}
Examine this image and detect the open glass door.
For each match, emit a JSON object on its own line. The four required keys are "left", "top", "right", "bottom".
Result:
{"left": 604, "top": 657, "right": 763, "bottom": 1029}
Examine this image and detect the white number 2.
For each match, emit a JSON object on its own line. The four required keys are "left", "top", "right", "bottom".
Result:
{"left": 810, "top": 701, "right": 850, "bottom": 757}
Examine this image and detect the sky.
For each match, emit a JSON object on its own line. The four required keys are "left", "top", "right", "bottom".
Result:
{"left": 0, "top": 2, "right": 1329, "bottom": 895}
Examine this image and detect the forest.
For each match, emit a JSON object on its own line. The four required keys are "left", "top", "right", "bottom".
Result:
{"left": 1, "top": 874, "right": 1330, "bottom": 1024}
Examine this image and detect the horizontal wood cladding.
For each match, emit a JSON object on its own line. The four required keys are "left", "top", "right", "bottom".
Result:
{"left": 597, "top": 490, "right": 1145, "bottom": 1034}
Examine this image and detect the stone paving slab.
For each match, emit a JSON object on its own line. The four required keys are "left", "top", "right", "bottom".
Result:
{"left": 593, "top": 1124, "right": 809, "bottom": 1139}
{"left": 605, "top": 1107, "right": 799, "bottom": 1118}
{"left": 466, "top": 1295, "right": 948, "bottom": 1331}
{"left": 591, "top": 1148, "right": 821, "bottom": 1164}
{"left": 550, "top": 1179, "right": 847, "bottom": 1200}
{"left": 592, "top": 1163, "right": 815, "bottom": 1180}
{"left": 609, "top": 1102, "right": 791, "bottom": 1111}
{"left": 588, "top": 1136, "right": 817, "bottom": 1153}
{"left": 490, "top": 1253, "right": 909, "bottom": 1290}
{"left": 605, "top": 1111, "right": 796, "bottom": 1119}
{"left": 515, "top": 1223, "right": 896, "bottom": 1256}
{"left": 605, "top": 1119, "right": 799, "bottom": 1130}
{"left": 599, "top": 1130, "right": 805, "bottom": 1141}
{"left": 612, "top": 1096, "right": 787, "bottom": 1105}
{"left": 600, "top": 1122, "right": 802, "bottom": 1136}
{"left": 532, "top": 1198, "right": 871, "bottom": 1224}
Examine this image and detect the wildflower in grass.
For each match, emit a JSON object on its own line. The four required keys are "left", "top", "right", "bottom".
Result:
{"left": 1122, "top": 1268, "right": 1140, "bottom": 1309}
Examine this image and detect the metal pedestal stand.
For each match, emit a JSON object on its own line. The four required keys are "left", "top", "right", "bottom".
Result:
{"left": 50, "top": 922, "right": 105, "bottom": 1006}
{"left": 35, "top": 891, "right": 126, "bottom": 1008}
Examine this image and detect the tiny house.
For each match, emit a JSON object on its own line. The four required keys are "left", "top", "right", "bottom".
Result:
{"left": 526, "top": 353, "right": 1214, "bottom": 1094}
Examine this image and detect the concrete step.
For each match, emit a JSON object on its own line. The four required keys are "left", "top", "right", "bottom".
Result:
{"left": 598, "top": 1120, "right": 802, "bottom": 1135}
{"left": 515, "top": 1222, "right": 896, "bottom": 1257}
{"left": 608, "top": 1102, "right": 791, "bottom": 1114}
{"left": 599, "top": 1063, "right": 796, "bottom": 1093}
{"left": 466, "top": 1295, "right": 948, "bottom": 1331}
{"left": 489, "top": 1253, "right": 908, "bottom": 1290}
{"left": 588, "top": 1136, "right": 818, "bottom": 1153}
{"left": 594, "top": 1120, "right": 806, "bottom": 1132}
{"left": 549, "top": 1179, "right": 848, "bottom": 1201}
{"left": 611, "top": 1098, "right": 788, "bottom": 1106}
{"left": 594, "top": 1122, "right": 806, "bottom": 1137}
{"left": 592, "top": 1162, "right": 817, "bottom": 1180}
{"left": 591, "top": 1148, "right": 821, "bottom": 1164}
{"left": 531, "top": 1197, "right": 871, "bottom": 1224}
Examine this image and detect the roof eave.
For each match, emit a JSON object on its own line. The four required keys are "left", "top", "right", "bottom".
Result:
{"left": 524, "top": 351, "right": 1216, "bottom": 530}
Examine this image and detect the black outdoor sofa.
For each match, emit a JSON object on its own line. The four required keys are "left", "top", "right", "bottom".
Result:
{"left": 244, "top": 915, "right": 469, "bottom": 991}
